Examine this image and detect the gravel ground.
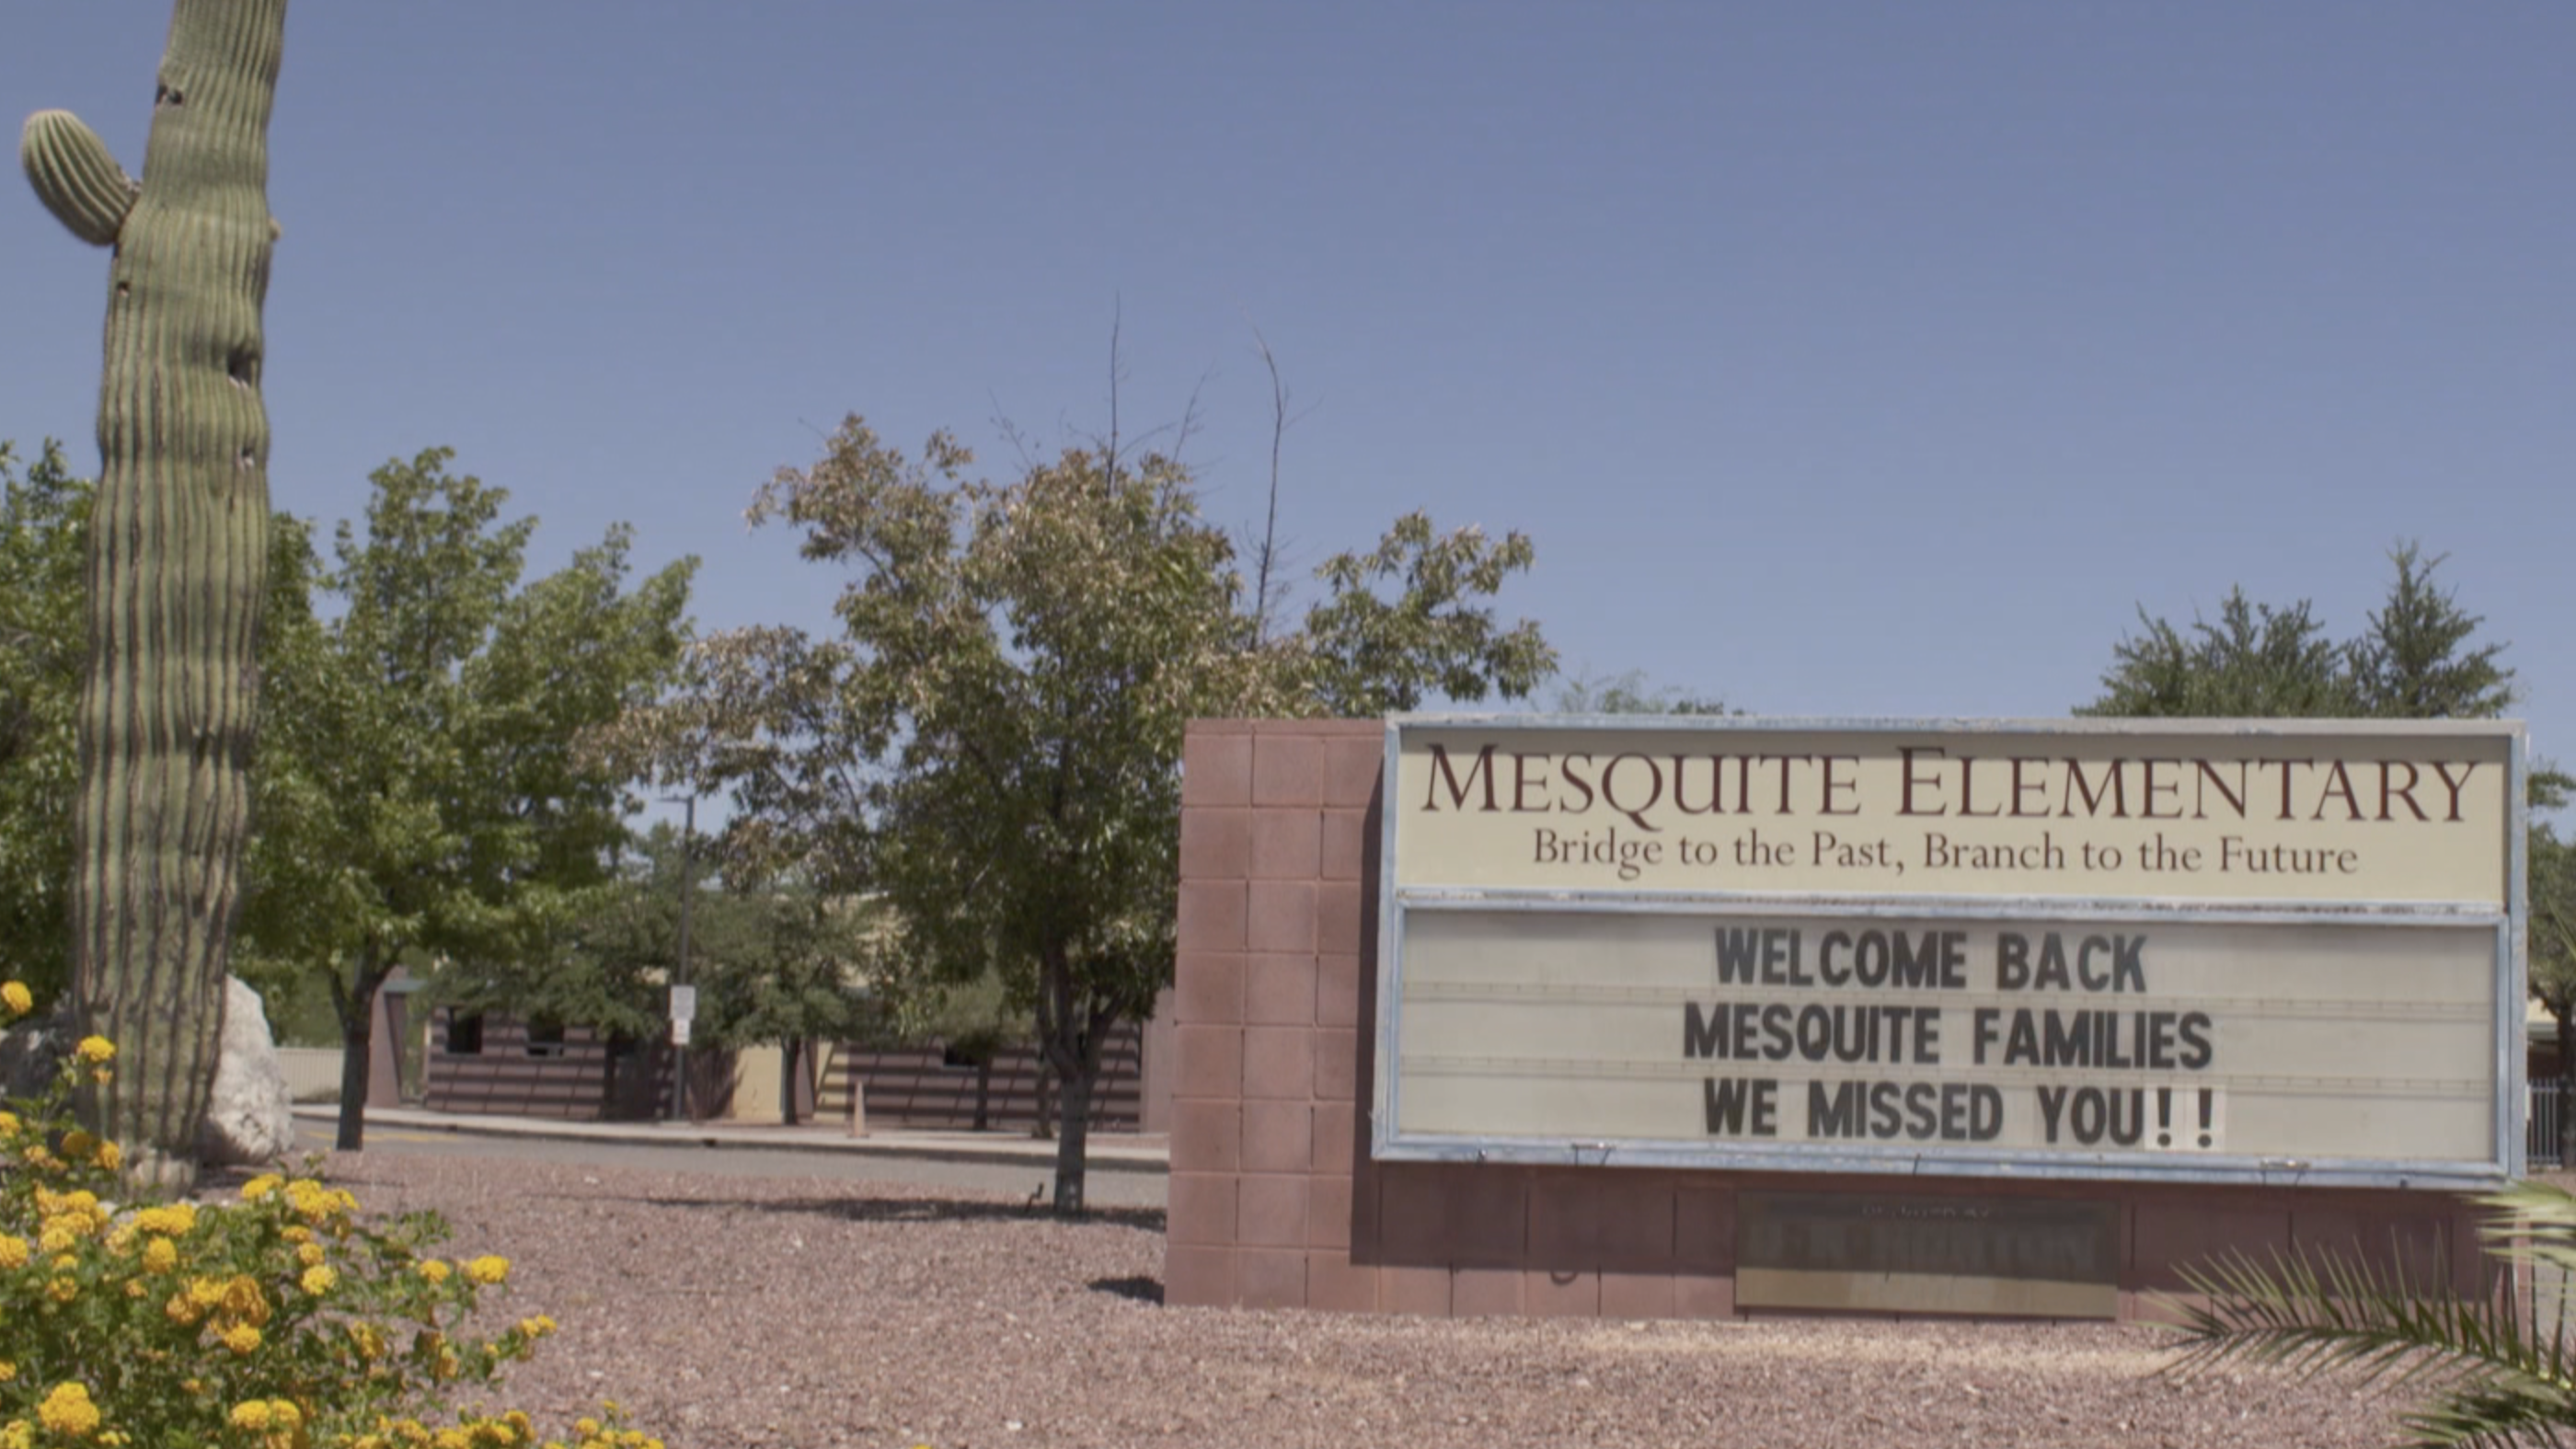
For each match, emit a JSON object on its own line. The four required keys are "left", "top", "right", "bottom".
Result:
{"left": 299, "top": 1150, "right": 2417, "bottom": 1449}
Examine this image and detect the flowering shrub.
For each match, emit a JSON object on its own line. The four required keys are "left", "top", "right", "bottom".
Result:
{"left": 0, "top": 984, "right": 661, "bottom": 1448}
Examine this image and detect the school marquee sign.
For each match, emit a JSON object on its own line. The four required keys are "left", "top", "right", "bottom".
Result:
{"left": 1372, "top": 717, "right": 2526, "bottom": 1188}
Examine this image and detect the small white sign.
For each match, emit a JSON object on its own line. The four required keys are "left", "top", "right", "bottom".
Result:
{"left": 670, "top": 1017, "right": 693, "bottom": 1047}
{"left": 668, "top": 984, "right": 697, "bottom": 1022}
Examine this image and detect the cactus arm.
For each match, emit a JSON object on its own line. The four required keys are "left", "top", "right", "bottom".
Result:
{"left": 21, "top": 109, "right": 138, "bottom": 247}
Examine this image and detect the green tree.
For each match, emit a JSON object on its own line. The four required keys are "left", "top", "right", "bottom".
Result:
{"left": 605, "top": 415, "right": 1551, "bottom": 1213}
{"left": 1549, "top": 666, "right": 1731, "bottom": 717}
{"left": 2533, "top": 825, "right": 2576, "bottom": 1166}
{"left": 0, "top": 442, "right": 88, "bottom": 1006}
{"left": 2352, "top": 544, "right": 2518, "bottom": 720}
{"left": 473, "top": 825, "right": 879, "bottom": 1122}
{"left": 237, "top": 449, "right": 696, "bottom": 1150}
{"left": 2079, "top": 544, "right": 2515, "bottom": 721}
{"left": 2079, "top": 588, "right": 2358, "bottom": 718}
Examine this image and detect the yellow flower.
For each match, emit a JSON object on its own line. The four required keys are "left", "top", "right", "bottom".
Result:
{"left": 0, "top": 981, "right": 30, "bottom": 1016}
{"left": 0, "top": 1236, "right": 27, "bottom": 1270}
{"left": 92, "top": 1140, "right": 119, "bottom": 1172}
{"left": 242, "top": 1174, "right": 282, "bottom": 1202}
{"left": 282, "top": 1225, "right": 315, "bottom": 1246}
{"left": 38, "top": 1226, "right": 75, "bottom": 1255}
{"left": 87, "top": 1067, "right": 109, "bottom": 1085}
{"left": 0, "top": 1362, "right": 14, "bottom": 1381}
{"left": 37, "top": 1383, "right": 99, "bottom": 1438}
{"left": 296, "top": 1241, "right": 327, "bottom": 1267}
{"left": 0, "top": 1110, "right": 17, "bottom": 1137}
{"left": 134, "top": 1203, "right": 197, "bottom": 1236}
{"left": 45, "top": 1278, "right": 76, "bottom": 1304}
{"left": 59, "top": 1130, "right": 96, "bottom": 1161}
{"left": 121, "top": 1281, "right": 144, "bottom": 1299}
{"left": 464, "top": 1255, "right": 511, "bottom": 1285}
{"left": 417, "top": 1259, "right": 453, "bottom": 1285}
{"left": 517, "top": 1315, "right": 558, "bottom": 1339}
{"left": 269, "top": 1401, "right": 303, "bottom": 1431}
{"left": 163, "top": 1295, "right": 200, "bottom": 1328}
{"left": 141, "top": 1237, "right": 178, "bottom": 1274}
{"left": 230, "top": 1402, "right": 274, "bottom": 1432}
{"left": 300, "top": 1264, "right": 337, "bottom": 1295}
{"left": 75, "top": 1035, "right": 113, "bottom": 1064}
{"left": 218, "top": 1323, "right": 261, "bottom": 1355}
{"left": 2, "top": 1420, "right": 31, "bottom": 1449}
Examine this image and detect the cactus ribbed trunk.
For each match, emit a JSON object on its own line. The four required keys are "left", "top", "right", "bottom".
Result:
{"left": 24, "top": 0, "right": 288, "bottom": 1190}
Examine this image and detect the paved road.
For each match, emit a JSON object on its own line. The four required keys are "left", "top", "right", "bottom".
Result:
{"left": 293, "top": 1119, "right": 1169, "bottom": 1211}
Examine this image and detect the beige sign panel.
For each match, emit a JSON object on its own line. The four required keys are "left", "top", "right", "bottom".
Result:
{"left": 1393, "top": 908, "right": 2495, "bottom": 1165}
{"left": 1394, "top": 722, "right": 2513, "bottom": 905}
{"left": 1375, "top": 718, "right": 2524, "bottom": 1186}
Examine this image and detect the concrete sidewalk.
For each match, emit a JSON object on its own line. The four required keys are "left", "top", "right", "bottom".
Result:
{"left": 295, "top": 1104, "right": 1167, "bottom": 1174}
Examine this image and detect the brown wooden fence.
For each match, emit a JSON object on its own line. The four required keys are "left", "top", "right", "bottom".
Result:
{"left": 422, "top": 1008, "right": 1143, "bottom": 1131}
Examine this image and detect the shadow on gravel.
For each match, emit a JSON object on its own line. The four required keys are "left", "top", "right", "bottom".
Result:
{"left": 636, "top": 1191, "right": 1169, "bottom": 1233}
{"left": 1087, "top": 1275, "right": 1164, "bottom": 1305}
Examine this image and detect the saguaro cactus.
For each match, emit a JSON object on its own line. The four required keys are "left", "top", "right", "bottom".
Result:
{"left": 22, "top": 0, "right": 288, "bottom": 1189}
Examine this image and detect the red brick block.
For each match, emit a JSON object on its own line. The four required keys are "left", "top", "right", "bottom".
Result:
{"left": 1244, "top": 953, "right": 1318, "bottom": 1027}
{"left": 1529, "top": 1268, "right": 1600, "bottom": 1317}
{"left": 1174, "top": 1026, "right": 1242, "bottom": 1100}
{"left": 1325, "top": 729, "right": 1385, "bottom": 809}
{"left": 1316, "top": 882, "right": 1363, "bottom": 955}
{"left": 1172, "top": 1099, "right": 1240, "bottom": 1176}
{"left": 1308, "top": 1175, "right": 1353, "bottom": 1251}
{"left": 1316, "top": 953, "right": 1362, "bottom": 1029}
{"left": 1447, "top": 1167, "right": 1532, "bottom": 1264}
{"left": 1674, "top": 1271, "right": 1737, "bottom": 1319}
{"left": 1164, "top": 1245, "right": 1236, "bottom": 1306}
{"left": 1247, "top": 881, "right": 1318, "bottom": 952}
{"left": 1310, "top": 1100, "right": 1360, "bottom": 1176}
{"left": 1240, "top": 1099, "right": 1314, "bottom": 1174}
{"left": 1182, "top": 727, "right": 1255, "bottom": 808}
{"left": 1237, "top": 1248, "right": 1307, "bottom": 1309}
{"left": 1252, "top": 731, "right": 1326, "bottom": 807}
{"left": 1452, "top": 1266, "right": 1524, "bottom": 1317}
{"left": 1378, "top": 1264, "right": 1452, "bottom": 1317}
{"left": 1179, "top": 806, "right": 1252, "bottom": 881}
{"left": 1602, "top": 1271, "right": 1678, "bottom": 1320}
{"left": 1239, "top": 1174, "right": 1310, "bottom": 1248}
{"left": 1305, "top": 1252, "right": 1378, "bottom": 1313}
{"left": 1529, "top": 1171, "right": 1676, "bottom": 1270}
{"left": 1168, "top": 1174, "right": 1239, "bottom": 1247}
{"left": 1313, "top": 1028, "right": 1357, "bottom": 1103}
{"left": 1173, "top": 951, "right": 1244, "bottom": 1026}
{"left": 1177, "top": 881, "right": 1248, "bottom": 952}
{"left": 1674, "top": 1185, "right": 1737, "bottom": 1271}
{"left": 1242, "top": 1026, "right": 1316, "bottom": 1100}
{"left": 1249, "top": 809, "right": 1323, "bottom": 880}
{"left": 1320, "top": 811, "right": 1369, "bottom": 881}
{"left": 2134, "top": 1196, "right": 2291, "bottom": 1292}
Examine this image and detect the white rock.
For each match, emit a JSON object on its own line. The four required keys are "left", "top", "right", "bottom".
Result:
{"left": 196, "top": 976, "right": 296, "bottom": 1167}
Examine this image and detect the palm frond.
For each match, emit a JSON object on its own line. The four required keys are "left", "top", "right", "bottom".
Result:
{"left": 2159, "top": 1181, "right": 2576, "bottom": 1448}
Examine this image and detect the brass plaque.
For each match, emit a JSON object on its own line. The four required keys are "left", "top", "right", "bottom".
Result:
{"left": 1736, "top": 1191, "right": 2120, "bottom": 1318}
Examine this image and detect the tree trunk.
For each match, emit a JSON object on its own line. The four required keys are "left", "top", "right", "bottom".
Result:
{"left": 2555, "top": 1007, "right": 2573, "bottom": 1169}
{"left": 779, "top": 1037, "right": 801, "bottom": 1127}
{"left": 328, "top": 954, "right": 385, "bottom": 1152}
{"left": 31, "top": 0, "right": 289, "bottom": 1194}
{"left": 1052, "top": 1065, "right": 1093, "bottom": 1217}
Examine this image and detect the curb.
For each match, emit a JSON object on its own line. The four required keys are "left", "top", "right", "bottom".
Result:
{"left": 292, "top": 1105, "right": 1169, "bottom": 1175}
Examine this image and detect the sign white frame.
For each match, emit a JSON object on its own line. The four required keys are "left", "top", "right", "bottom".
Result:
{"left": 1371, "top": 716, "right": 2527, "bottom": 1190}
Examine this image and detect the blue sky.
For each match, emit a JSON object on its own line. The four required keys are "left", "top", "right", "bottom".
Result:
{"left": 6, "top": 6, "right": 2569, "bottom": 776}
